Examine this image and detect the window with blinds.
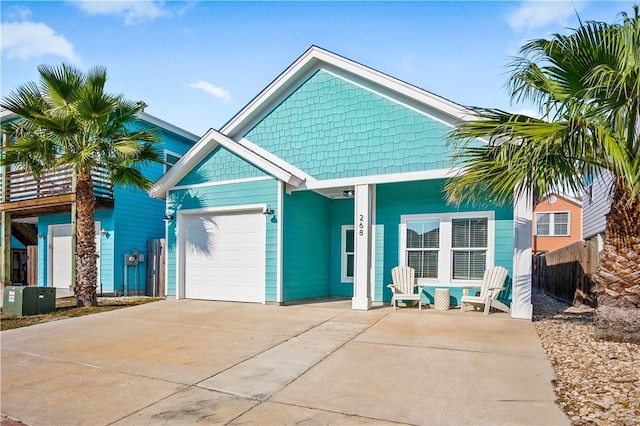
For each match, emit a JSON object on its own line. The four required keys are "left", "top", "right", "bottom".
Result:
{"left": 401, "top": 211, "right": 494, "bottom": 284}
{"left": 406, "top": 219, "right": 440, "bottom": 279}
{"left": 451, "top": 218, "right": 488, "bottom": 280}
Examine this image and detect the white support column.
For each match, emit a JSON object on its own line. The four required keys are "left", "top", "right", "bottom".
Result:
{"left": 512, "top": 192, "right": 533, "bottom": 319}
{"left": 352, "top": 184, "right": 372, "bottom": 310}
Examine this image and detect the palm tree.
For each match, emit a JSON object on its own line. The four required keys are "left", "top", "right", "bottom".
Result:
{"left": 1, "top": 64, "right": 161, "bottom": 307}
{"left": 446, "top": 8, "right": 640, "bottom": 343}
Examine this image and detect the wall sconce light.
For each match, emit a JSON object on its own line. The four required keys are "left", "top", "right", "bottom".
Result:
{"left": 163, "top": 213, "right": 174, "bottom": 222}
{"left": 37, "top": 233, "right": 46, "bottom": 239}
{"left": 263, "top": 205, "right": 275, "bottom": 216}
{"left": 100, "top": 229, "right": 110, "bottom": 237}
{"left": 343, "top": 189, "right": 355, "bottom": 197}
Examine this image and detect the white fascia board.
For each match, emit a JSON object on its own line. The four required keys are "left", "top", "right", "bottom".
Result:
{"left": 148, "top": 129, "right": 305, "bottom": 200}
{"left": 138, "top": 111, "right": 200, "bottom": 141}
{"left": 0, "top": 109, "right": 17, "bottom": 122}
{"left": 221, "top": 46, "right": 475, "bottom": 139}
{"left": 299, "top": 168, "right": 461, "bottom": 191}
{"left": 148, "top": 128, "right": 219, "bottom": 199}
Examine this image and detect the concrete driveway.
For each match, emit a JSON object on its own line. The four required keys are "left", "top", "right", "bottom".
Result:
{"left": 1, "top": 299, "right": 569, "bottom": 425}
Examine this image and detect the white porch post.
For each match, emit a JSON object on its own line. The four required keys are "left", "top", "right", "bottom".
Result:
{"left": 352, "top": 184, "right": 373, "bottom": 310}
{"left": 512, "top": 192, "right": 533, "bottom": 319}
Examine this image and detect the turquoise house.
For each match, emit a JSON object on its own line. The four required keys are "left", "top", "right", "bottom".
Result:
{"left": 149, "top": 47, "right": 533, "bottom": 319}
{"left": 1, "top": 110, "right": 198, "bottom": 295}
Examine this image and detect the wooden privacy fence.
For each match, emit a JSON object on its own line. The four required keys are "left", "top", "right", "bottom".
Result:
{"left": 533, "top": 240, "right": 597, "bottom": 306}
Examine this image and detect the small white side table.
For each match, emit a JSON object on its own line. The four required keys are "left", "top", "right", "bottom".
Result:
{"left": 434, "top": 288, "right": 450, "bottom": 310}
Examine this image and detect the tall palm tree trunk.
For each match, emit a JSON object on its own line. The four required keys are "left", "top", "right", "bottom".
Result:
{"left": 592, "top": 180, "right": 640, "bottom": 343}
{"left": 74, "top": 168, "right": 98, "bottom": 307}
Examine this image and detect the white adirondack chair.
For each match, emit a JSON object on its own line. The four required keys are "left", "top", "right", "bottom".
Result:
{"left": 387, "top": 266, "right": 424, "bottom": 310}
{"left": 459, "top": 266, "right": 509, "bottom": 315}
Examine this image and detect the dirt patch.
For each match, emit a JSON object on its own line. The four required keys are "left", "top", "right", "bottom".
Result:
{"left": 0, "top": 296, "right": 163, "bottom": 331}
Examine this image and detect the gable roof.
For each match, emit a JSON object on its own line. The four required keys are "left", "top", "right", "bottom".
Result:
{"left": 148, "top": 128, "right": 306, "bottom": 199}
{"left": 536, "top": 192, "right": 582, "bottom": 208}
{"left": 151, "top": 46, "right": 475, "bottom": 199}
{"left": 221, "top": 46, "right": 474, "bottom": 139}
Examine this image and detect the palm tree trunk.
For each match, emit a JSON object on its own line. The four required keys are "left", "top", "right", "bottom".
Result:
{"left": 592, "top": 180, "right": 640, "bottom": 343}
{"left": 74, "top": 168, "right": 98, "bottom": 307}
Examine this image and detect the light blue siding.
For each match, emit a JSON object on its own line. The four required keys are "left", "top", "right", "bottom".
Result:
{"left": 245, "top": 70, "right": 470, "bottom": 180}
{"left": 282, "top": 190, "right": 332, "bottom": 301}
{"left": 29, "top": 118, "right": 194, "bottom": 294}
{"left": 166, "top": 179, "right": 279, "bottom": 299}
{"left": 36, "top": 211, "right": 115, "bottom": 291}
{"left": 111, "top": 120, "right": 195, "bottom": 294}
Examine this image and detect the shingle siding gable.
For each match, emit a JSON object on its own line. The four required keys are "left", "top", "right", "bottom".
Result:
{"left": 177, "top": 145, "right": 267, "bottom": 186}
{"left": 244, "top": 70, "right": 461, "bottom": 180}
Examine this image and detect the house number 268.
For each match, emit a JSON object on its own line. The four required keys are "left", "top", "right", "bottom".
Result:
{"left": 358, "top": 214, "right": 365, "bottom": 236}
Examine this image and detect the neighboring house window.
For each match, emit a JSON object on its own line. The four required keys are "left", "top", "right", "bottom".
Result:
{"left": 405, "top": 219, "right": 440, "bottom": 279}
{"left": 401, "top": 212, "right": 494, "bottom": 284}
{"left": 536, "top": 212, "right": 570, "bottom": 236}
{"left": 164, "top": 151, "right": 181, "bottom": 172}
{"left": 341, "top": 225, "right": 354, "bottom": 282}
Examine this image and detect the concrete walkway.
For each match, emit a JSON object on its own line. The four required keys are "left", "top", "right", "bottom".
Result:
{"left": 1, "top": 299, "right": 569, "bottom": 425}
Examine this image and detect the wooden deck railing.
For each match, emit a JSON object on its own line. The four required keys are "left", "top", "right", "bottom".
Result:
{"left": 1, "top": 165, "right": 113, "bottom": 203}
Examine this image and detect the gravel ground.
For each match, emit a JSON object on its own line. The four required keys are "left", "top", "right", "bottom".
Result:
{"left": 532, "top": 293, "right": 640, "bottom": 425}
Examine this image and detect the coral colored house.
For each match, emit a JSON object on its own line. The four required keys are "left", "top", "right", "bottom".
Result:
{"left": 532, "top": 193, "right": 582, "bottom": 253}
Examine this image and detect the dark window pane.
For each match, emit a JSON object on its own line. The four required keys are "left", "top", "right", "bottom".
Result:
{"left": 345, "top": 229, "right": 354, "bottom": 252}
{"left": 346, "top": 254, "right": 354, "bottom": 277}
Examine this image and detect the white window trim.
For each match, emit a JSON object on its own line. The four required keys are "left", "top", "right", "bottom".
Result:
{"left": 164, "top": 149, "right": 182, "bottom": 173}
{"left": 535, "top": 211, "right": 571, "bottom": 236}
{"left": 341, "top": 225, "right": 354, "bottom": 283}
{"left": 399, "top": 211, "right": 495, "bottom": 287}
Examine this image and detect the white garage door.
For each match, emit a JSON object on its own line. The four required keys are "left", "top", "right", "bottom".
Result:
{"left": 50, "top": 222, "right": 101, "bottom": 291}
{"left": 184, "top": 212, "right": 265, "bottom": 302}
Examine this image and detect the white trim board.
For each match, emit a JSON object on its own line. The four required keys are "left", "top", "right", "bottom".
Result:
{"left": 301, "top": 168, "right": 460, "bottom": 191}
{"left": 149, "top": 129, "right": 305, "bottom": 199}
{"left": 171, "top": 176, "right": 273, "bottom": 192}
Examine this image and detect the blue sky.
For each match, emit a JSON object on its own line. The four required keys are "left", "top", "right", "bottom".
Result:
{"left": 1, "top": 1, "right": 636, "bottom": 136}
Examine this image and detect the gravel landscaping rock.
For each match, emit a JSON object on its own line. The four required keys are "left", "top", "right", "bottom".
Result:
{"left": 533, "top": 293, "right": 640, "bottom": 425}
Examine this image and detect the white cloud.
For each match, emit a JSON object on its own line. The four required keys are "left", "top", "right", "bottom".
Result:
{"left": 4, "top": 5, "right": 33, "bottom": 21}
{"left": 188, "top": 81, "right": 232, "bottom": 102}
{"left": 74, "top": 1, "right": 165, "bottom": 26}
{"left": 1, "top": 21, "right": 80, "bottom": 63}
{"left": 507, "top": 1, "right": 583, "bottom": 33}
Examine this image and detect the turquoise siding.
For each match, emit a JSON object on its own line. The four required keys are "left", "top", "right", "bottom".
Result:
{"left": 29, "top": 119, "right": 195, "bottom": 293}
{"left": 111, "top": 121, "right": 195, "bottom": 294}
{"left": 177, "top": 146, "right": 267, "bottom": 186}
{"left": 166, "top": 179, "right": 279, "bottom": 299}
{"left": 245, "top": 70, "right": 463, "bottom": 180}
{"left": 282, "top": 190, "right": 332, "bottom": 301}
{"left": 329, "top": 198, "right": 354, "bottom": 297}
{"left": 374, "top": 179, "right": 514, "bottom": 305}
